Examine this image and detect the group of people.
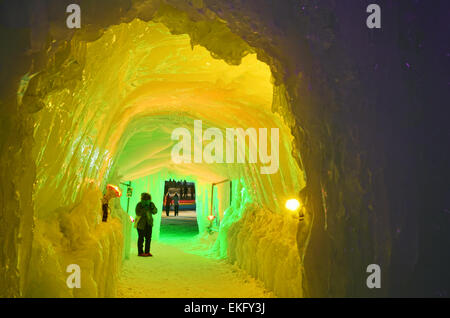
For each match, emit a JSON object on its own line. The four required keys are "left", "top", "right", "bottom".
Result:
{"left": 165, "top": 179, "right": 194, "bottom": 199}
{"left": 164, "top": 192, "right": 179, "bottom": 217}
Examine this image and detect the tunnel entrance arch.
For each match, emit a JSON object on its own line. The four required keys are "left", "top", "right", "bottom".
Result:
{"left": 12, "top": 2, "right": 309, "bottom": 298}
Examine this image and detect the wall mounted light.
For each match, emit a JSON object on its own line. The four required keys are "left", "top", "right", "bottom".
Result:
{"left": 107, "top": 184, "right": 122, "bottom": 197}
{"left": 285, "top": 198, "right": 301, "bottom": 211}
{"left": 101, "top": 184, "right": 122, "bottom": 222}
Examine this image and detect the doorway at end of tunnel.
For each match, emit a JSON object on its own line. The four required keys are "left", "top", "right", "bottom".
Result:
{"left": 161, "top": 179, "right": 199, "bottom": 243}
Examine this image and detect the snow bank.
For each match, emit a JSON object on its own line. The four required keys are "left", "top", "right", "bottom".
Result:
{"left": 210, "top": 179, "right": 303, "bottom": 297}
{"left": 25, "top": 183, "right": 125, "bottom": 297}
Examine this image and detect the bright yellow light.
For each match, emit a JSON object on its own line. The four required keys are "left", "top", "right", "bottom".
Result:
{"left": 208, "top": 215, "right": 215, "bottom": 221}
{"left": 107, "top": 184, "right": 122, "bottom": 197}
{"left": 285, "top": 199, "right": 300, "bottom": 211}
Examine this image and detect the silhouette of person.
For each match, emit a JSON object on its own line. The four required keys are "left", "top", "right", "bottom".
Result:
{"left": 173, "top": 193, "right": 179, "bottom": 216}
{"left": 165, "top": 192, "right": 172, "bottom": 216}
{"left": 135, "top": 193, "right": 157, "bottom": 257}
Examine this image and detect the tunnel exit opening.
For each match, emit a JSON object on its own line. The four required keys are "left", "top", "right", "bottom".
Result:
{"left": 160, "top": 179, "right": 199, "bottom": 242}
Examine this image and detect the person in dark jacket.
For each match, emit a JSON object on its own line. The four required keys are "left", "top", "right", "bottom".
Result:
{"left": 164, "top": 192, "right": 172, "bottom": 216}
{"left": 173, "top": 193, "right": 180, "bottom": 216}
{"left": 135, "top": 193, "right": 157, "bottom": 257}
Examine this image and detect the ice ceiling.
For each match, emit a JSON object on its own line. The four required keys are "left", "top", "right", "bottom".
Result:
{"left": 109, "top": 19, "right": 274, "bottom": 181}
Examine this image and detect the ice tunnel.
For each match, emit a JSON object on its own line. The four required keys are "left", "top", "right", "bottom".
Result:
{"left": 1, "top": 0, "right": 449, "bottom": 298}
{"left": 5, "top": 4, "right": 306, "bottom": 298}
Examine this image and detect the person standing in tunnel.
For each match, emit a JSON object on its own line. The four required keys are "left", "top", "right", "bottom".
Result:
{"left": 173, "top": 193, "right": 179, "bottom": 216}
{"left": 165, "top": 192, "right": 172, "bottom": 216}
{"left": 135, "top": 193, "right": 157, "bottom": 257}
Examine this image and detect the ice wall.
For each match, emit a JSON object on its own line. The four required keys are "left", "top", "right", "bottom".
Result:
{"left": 210, "top": 176, "right": 305, "bottom": 297}
{"left": 24, "top": 183, "right": 125, "bottom": 297}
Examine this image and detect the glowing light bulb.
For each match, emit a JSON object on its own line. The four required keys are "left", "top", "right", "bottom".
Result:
{"left": 285, "top": 199, "right": 300, "bottom": 211}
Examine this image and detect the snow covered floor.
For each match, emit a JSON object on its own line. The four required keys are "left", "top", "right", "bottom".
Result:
{"left": 117, "top": 211, "right": 275, "bottom": 298}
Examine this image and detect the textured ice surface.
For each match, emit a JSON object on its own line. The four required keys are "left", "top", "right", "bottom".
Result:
{"left": 3, "top": 0, "right": 448, "bottom": 298}
{"left": 21, "top": 17, "right": 304, "bottom": 298}
{"left": 1, "top": 1, "right": 311, "bottom": 298}
{"left": 25, "top": 183, "right": 126, "bottom": 297}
